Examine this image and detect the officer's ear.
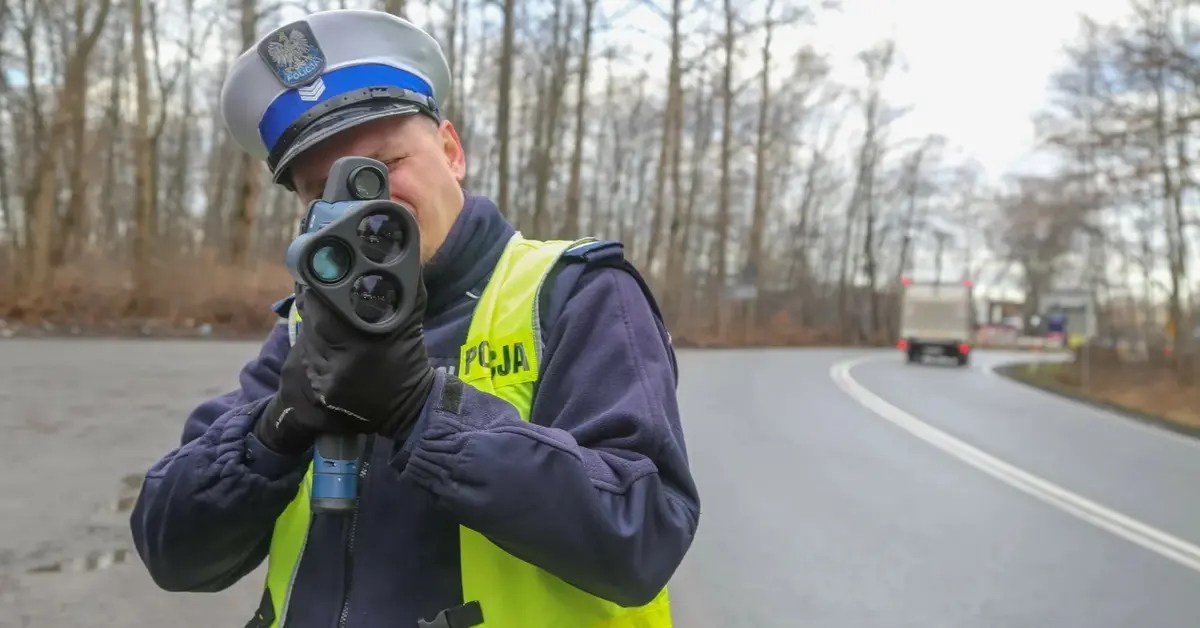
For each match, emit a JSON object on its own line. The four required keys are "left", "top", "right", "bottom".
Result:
{"left": 435, "top": 118, "right": 466, "bottom": 181}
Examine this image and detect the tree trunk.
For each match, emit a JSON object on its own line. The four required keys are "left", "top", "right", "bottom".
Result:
{"left": 496, "top": 0, "right": 516, "bottom": 219}
{"left": 230, "top": 0, "right": 262, "bottom": 267}
{"left": 563, "top": 0, "right": 595, "bottom": 238}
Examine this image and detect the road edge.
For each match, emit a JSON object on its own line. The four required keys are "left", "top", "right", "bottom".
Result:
{"left": 992, "top": 361, "right": 1200, "bottom": 443}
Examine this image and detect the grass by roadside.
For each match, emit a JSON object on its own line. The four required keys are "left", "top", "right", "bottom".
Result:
{"left": 0, "top": 253, "right": 895, "bottom": 347}
{"left": 0, "top": 253, "right": 290, "bottom": 339}
{"left": 996, "top": 360, "right": 1200, "bottom": 439}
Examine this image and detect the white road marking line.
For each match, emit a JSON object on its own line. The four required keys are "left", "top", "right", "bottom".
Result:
{"left": 830, "top": 355, "right": 1200, "bottom": 575}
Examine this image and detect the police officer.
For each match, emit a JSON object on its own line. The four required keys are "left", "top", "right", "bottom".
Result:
{"left": 129, "top": 9, "right": 700, "bottom": 628}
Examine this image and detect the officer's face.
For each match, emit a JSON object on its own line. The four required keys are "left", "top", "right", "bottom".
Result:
{"left": 290, "top": 115, "right": 468, "bottom": 262}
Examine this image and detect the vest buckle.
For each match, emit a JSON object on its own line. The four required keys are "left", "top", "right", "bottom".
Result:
{"left": 416, "top": 601, "right": 483, "bottom": 628}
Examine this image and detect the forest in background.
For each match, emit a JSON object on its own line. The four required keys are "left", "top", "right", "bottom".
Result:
{"left": 0, "top": 0, "right": 1197, "bottom": 382}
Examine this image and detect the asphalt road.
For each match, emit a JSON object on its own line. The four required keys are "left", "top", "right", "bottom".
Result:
{"left": 2, "top": 340, "right": 1199, "bottom": 627}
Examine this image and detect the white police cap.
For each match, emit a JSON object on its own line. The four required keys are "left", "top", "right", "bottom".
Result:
{"left": 220, "top": 9, "right": 451, "bottom": 188}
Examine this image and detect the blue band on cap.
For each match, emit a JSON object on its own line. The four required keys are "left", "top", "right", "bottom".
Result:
{"left": 258, "top": 63, "right": 435, "bottom": 152}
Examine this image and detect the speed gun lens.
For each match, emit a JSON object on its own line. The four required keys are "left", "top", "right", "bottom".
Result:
{"left": 357, "top": 213, "right": 407, "bottom": 264}
{"left": 351, "top": 274, "right": 402, "bottom": 323}
{"left": 310, "top": 241, "right": 352, "bottom": 284}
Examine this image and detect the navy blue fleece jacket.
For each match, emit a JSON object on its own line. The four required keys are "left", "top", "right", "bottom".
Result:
{"left": 129, "top": 193, "right": 701, "bottom": 627}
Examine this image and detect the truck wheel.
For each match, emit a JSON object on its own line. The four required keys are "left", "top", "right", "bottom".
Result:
{"left": 957, "top": 354, "right": 970, "bottom": 367}
{"left": 906, "top": 348, "right": 919, "bottom": 364}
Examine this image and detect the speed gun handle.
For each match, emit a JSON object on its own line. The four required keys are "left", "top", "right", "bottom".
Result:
{"left": 311, "top": 433, "right": 365, "bottom": 514}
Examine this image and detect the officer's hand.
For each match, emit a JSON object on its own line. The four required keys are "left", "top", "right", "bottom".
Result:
{"left": 254, "top": 273, "right": 436, "bottom": 455}
{"left": 253, "top": 334, "right": 348, "bottom": 455}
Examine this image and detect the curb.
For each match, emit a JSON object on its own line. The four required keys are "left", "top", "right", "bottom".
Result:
{"left": 993, "top": 363, "right": 1200, "bottom": 442}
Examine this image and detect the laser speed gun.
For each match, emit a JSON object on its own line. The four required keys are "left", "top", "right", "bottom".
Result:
{"left": 284, "top": 156, "right": 422, "bottom": 514}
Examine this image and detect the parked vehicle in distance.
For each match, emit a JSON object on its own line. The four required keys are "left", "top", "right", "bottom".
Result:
{"left": 897, "top": 277, "right": 974, "bottom": 367}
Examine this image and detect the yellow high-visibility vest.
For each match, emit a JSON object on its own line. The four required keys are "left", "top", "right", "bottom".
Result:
{"left": 254, "top": 233, "right": 672, "bottom": 627}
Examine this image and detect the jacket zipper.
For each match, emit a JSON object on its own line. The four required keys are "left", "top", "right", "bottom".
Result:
{"left": 337, "top": 436, "right": 374, "bottom": 628}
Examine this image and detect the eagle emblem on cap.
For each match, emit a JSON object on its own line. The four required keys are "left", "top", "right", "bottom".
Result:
{"left": 257, "top": 20, "right": 325, "bottom": 88}
{"left": 268, "top": 30, "right": 313, "bottom": 72}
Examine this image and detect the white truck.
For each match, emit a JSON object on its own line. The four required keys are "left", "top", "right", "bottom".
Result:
{"left": 897, "top": 278, "right": 974, "bottom": 366}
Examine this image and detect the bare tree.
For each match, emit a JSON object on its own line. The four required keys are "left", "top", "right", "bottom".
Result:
{"left": 230, "top": 0, "right": 264, "bottom": 266}
{"left": 495, "top": 0, "right": 516, "bottom": 219}
{"left": 562, "top": 0, "right": 596, "bottom": 239}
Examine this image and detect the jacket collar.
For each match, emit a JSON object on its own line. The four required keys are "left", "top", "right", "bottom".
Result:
{"left": 422, "top": 191, "right": 514, "bottom": 316}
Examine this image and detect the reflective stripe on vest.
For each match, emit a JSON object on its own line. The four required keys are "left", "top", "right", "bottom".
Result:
{"left": 259, "top": 232, "right": 672, "bottom": 628}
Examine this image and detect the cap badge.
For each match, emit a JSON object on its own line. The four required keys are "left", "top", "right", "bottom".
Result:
{"left": 258, "top": 21, "right": 325, "bottom": 88}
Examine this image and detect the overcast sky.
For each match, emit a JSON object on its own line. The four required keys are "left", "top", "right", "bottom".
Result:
{"left": 595, "top": 0, "right": 1135, "bottom": 184}
{"left": 806, "top": 0, "right": 1131, "bottom": 181}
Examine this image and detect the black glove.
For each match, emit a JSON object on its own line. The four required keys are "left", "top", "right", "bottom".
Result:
{"left": 254, "top": 275, "right": 437, "bottom": 455}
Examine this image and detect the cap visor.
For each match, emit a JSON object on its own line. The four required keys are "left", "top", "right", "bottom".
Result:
{"left": 273, "top": 101, "right": 421, "bottom": 183}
